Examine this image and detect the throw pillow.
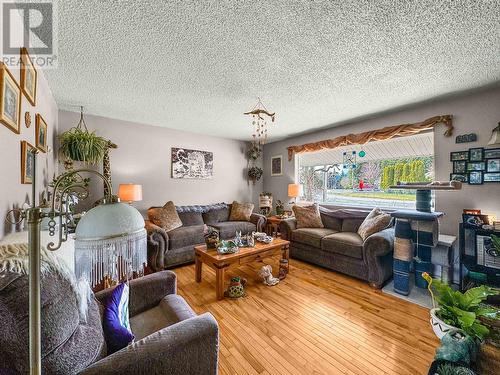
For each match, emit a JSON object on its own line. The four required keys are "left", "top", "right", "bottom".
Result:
{"left": 229, "top": 201, "right": 254, "bottom": 221}
{"left": 148, "top": 201, "right": 183, "bottom": 232}
{"left": 292, "top": 204, "right": 324, "bottom": 229}
{"left": 357, "top": 207, "right": 391, "bottom": 240}
{"left": 102, "top": 283, "right": 134, "bottom": 354}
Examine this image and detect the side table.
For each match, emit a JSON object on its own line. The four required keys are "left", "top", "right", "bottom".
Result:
{"left": 265, "top": 216, "right": 292, "bottom": 238}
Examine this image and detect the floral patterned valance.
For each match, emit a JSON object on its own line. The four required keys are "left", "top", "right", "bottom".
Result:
{"left": 287, "top": 115, "right": 453, "bottom": 161}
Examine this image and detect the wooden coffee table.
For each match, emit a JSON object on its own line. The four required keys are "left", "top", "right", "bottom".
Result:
{"left": 194, "top": 238, "right": 290, "bottom": 300}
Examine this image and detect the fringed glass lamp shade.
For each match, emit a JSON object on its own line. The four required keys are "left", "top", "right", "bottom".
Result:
{"left": 74, "top": 200, "right": 147, "bottom": 291}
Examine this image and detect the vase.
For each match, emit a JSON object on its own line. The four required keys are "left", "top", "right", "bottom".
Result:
{"left": 430, "top": 308, "right": 457, "bottom": 339}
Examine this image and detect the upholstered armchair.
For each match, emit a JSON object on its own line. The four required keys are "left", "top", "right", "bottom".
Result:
{"left": 81, "top": 271, "right": 219, "bottom": 375}
{"left": 0, "top": 267, "right": 219, "bottom": 375}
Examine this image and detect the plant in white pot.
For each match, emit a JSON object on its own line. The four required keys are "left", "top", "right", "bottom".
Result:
{"left": 422, "top": 272, "right": 500, "bottom": 342}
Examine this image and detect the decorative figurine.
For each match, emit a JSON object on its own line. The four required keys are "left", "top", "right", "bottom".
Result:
{"left": 225, "top": 276, "right": 246, "bottom": 298}
{"left": 203, "top": 225, "right": 220, "bottom": 249}
{"left": 258, "top": 265, "right": 280, "bottom": 286}
{"left": 279, "top": 259, "right": 289, "bottom": 280}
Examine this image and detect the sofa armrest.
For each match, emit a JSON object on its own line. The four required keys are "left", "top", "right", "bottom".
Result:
{"left": 79, "top": 313, "right": 219, "bottom": 375}
{"left": 250, "top": 213, "right": 267, "bottom": 232}
{"left": 95, "top": 271, "right": 177, "bottom": 317}
{"left": 279, "top": 218, "right": 297, "bottom": 240}
{"left": 145, "top": 220, "right": 168, "bottom": 272}
{"left": 363, "top": 227, "right": 395, "bottom": 288}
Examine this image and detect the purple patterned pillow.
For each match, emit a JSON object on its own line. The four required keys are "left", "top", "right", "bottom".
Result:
{"left": 102, "top": 283, "right": 134, "bottom": 354}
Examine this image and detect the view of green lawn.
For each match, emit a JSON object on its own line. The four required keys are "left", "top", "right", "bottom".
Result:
{"left": 328, "top": 190, "right": 416, "bottom": 201}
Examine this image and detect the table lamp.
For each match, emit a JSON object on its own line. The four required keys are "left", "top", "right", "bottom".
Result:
{"left": 118, "top": 183, "right": 143, "bottom": 204}
{"left": 288, "top": 184, "right": 300, "bottom": 204}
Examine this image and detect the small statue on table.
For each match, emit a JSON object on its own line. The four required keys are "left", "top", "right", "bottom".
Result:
{"left": 203, "top": 225, "right": 220, "bottom": 249}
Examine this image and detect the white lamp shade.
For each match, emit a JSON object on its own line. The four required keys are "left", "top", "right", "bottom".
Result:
{"left": 76, "top": 202, "right": 145, "bottom": 239}
{"left": 118, "top": 184, "right": 143, "bottom": 202}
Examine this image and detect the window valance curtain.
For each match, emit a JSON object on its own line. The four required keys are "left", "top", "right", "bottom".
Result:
{"left": 287, "top": 115, "right": 453, "bottom": 161}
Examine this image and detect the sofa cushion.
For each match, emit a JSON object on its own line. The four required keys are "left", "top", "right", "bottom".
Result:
{"left": 321, "top": 232, "right": 364, "bottom": 259}
{"left": 168, "top": 225, "right": 205, "bottom": 249}
{"left": 178, "top": 211, "right": 204, "bottom": 226}
{"left": 357, "top": 207, "right": 391, "bottom": 240}
{"left": 229, "top": 201, "right": 254, "bottom": 221}
{"left": 291, "top": 228, "right": 337, "bottom": 248}
{"left": 202, "top": 206, "right": 230, "bottom": 224}
{"left": 293, "top": 204, "right": 324, "bottom": 229}
{"left": 148, "top": 201, "right": 183, "bottom": 231}
{"left": 130, "top": 295, "right": 196, "bottom": 340}
{"left": 212, "top": 221, "right": 256, "bottom": 239}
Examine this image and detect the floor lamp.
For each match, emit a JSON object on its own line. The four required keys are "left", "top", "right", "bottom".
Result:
{"left": 6, "top": 150, "right": 145, "bottom": 374}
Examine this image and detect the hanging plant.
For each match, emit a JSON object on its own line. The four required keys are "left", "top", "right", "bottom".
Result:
{"left": 58, "top": 107, "right": 107, "bottom": 165}
{"left": 247, "top": 144, "right": 261, "bottom": 160}
{"left": 248, "top": 166, "right": 263, "bottom": 182}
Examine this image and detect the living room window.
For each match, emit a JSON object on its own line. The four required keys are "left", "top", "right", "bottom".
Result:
{"left": 297, "top": 132, "right": 434, "bottom": 209}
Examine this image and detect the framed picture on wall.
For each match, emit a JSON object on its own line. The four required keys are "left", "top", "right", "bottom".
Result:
{"left": 484, "top": 172, "right": 500, "bottom": 183}
{"left": 171, "top": 147, "right": 213, "bottom": 179}
{"left": 468, "top": 147, "right": 484, "bottom": 162}
{"left": 450, "top": 173, "right": 468, "bottom": 183}
{"left": 453, "top": 161, "right": 467, "bottom": 174}
{"left": 0, "top": 62, "right": 21, "bottom": 134}
{"left": 21, "top": 140, "right": 35, "bottom": 184}
{"left": 467, "top": 161, "right": 486, "bottom": 171}
{"left": 35, "top": 114, "right": 48, "bottom": 152}
{"left": 486, "top": 159, "right": 500, "bottom": 172}
{"left": 484, "top": 148, "right": 500, "bottom": 159}
{"left": 468, "top": 171, "right": 483, "bottom": 185}
{"left": 20, "top": 47, "right": 37, "bottom": 106}
{"left": 450, "top": 151, "right": 468, "bottom": 161}
{"left": 271, "top": 155, "right": 282, "bottom": 176}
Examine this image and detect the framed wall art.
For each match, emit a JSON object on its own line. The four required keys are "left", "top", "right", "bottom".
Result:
{"left": 20, "top": 48, "right": 37, "bottom": 106}
{"left": 450, "top": 151, "right": 468, "bottom": 161}
{"left": 484, "top": 148, "right": 500, "bottom": 159}
{"left": 468, "top": 147, "right": 484, "bottom": 162}
{"left": 486, "top": 159, "right": 500, "bottom": 173}
{"left": 484, "top": 172, "right": 500, "bottom": 183}
{"left": 468, "top": 171, "right": 483, "bottom": 185}
{"left": 453, "top": 161, "right": 467, "bottom": 174}
{"left": 271, "top": 155, "right": 283, "bottom": 176}
{"left": 171, "top": 147, "right": 213, "bottom": 179}
{"left": 35, "top": 114, "right": 48, "bottom": 152}
{"left": 0, "top": 62, "right": 21, "bottom": 134}
{"left": 450, "top": 173, "right": 467, "bottom": 183}
{"left": 467, "top": 162, "right": 485, "bottom": 171}
{"left": 21, "top": 140, "right": 35, "bottom": 184}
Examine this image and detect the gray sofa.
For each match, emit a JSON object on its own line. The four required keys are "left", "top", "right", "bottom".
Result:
{"left": 280, "top": 208, "right": 394, "bottom": 288}
{"left": 146, "top": 203, "right": 266, "bottom": 271}
{"left": 0, "top": 269, "right": 219, "bottom": 375}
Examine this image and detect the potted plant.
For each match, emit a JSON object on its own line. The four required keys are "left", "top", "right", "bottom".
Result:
{"left": 422, "top": 273, "right": 500, "bottom": 341}
{"left": 248, "top": 166, "right": 263, "bottom": 183}
{"left": 58, "top": 107, "right": 107, "bottom": 165}
{"left": 247, "top": 144, "right": 261, "bottom": 161}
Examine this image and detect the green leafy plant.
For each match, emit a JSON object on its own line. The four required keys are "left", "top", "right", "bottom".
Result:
{"left": 260, "top": 191, "right": 272, "bottom": 197}
{"left": 58, "top": 127, "right": 107, "bottom": 165}
{"left": 436, "top": 363, "right": 474, "bottom": 375}
{"left": 423, "top": 273, "right": 500, "bottom": 341}
{"left": 247, "top": 144, "right": 261, "bottom": 160}
{"left": 248, "top": 166, "right": 263, "bottom": 182}
{"left": 491, "top": 234, "right": 500, "bottom": 253}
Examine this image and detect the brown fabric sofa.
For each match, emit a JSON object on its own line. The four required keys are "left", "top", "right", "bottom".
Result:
{"left": 146, "top": 203, "right": 266, "bottom": 271}
{"left": 279, "top": 208, "right": 394, "bottom": 288}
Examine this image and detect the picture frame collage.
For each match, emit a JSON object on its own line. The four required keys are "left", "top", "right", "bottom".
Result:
{"left": 0, "top": 48, "right": 46, "bottom": 184}
{"left": 450, "top": 147, "right": 500, "bottom": 185}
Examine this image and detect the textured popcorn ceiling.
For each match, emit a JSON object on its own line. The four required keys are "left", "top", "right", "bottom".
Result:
{"left": 45, "top": 1, "right": 500, "bottom": 141}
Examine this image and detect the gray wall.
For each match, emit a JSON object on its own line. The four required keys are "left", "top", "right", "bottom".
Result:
{"left": 58, "top": 111, "right": 261, "bottom": 216}
{"left": 263, "top": 86, "right": 500, "bottom": 235}
{"left": 0, "top": 13, "right": 59, "bottom": 239}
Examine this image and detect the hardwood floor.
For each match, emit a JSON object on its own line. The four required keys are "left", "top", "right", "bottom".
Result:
{"left": 175, "top": 255, "right": 439, "bottom": 375}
